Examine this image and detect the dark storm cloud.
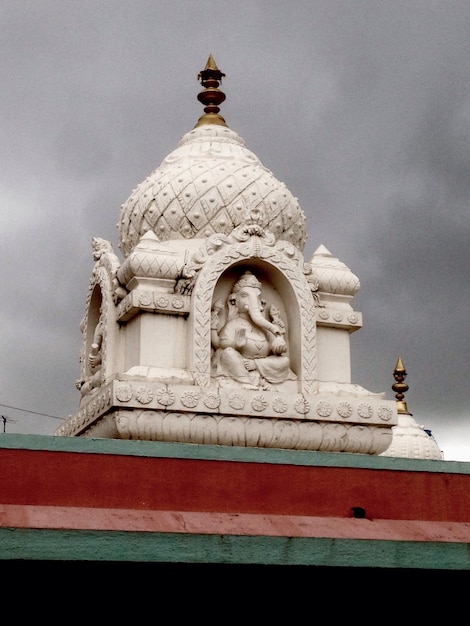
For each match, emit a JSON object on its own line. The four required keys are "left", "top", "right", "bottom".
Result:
{"left": 0, "top": 1, "right": 468, "bottom": 460}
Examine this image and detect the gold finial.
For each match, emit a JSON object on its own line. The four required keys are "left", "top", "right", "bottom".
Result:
{"left": 392, "top": 356, "right": 412, "bottom": 415}
{"left": 195, "top": 54, "right": 227, "bottom": 128}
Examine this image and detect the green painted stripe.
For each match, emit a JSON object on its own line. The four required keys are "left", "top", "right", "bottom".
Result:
{"left": 0, "top": 528, "right": 468, "bottom": 569}
{"left": 0, "top": 433, "right": 468, "bottom": 474}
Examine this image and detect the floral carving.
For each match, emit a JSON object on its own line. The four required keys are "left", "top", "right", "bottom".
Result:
{"left": 377, "top": 405, "right": 393, "bottom": 421}
{"left": 316, "top": 401, "right": 333, "bottom": 417}
{"left": 156, "top": 387, "right": 175, "bottom": 406}
{"left": 251, "top": 395, "right": 268, "bottom": 412}
{"left": 272, "top": 397, "right": 288, "bottom": 413}
{"left": 294, "top": 397, "right": 310, "bottom": 415}
{"left": 172, "top": 297, "right": 184, "bottom": 309}
{"left": 357, "top": 403, "right": 373, "bottom": 419}
{"left": 116, "top": 384, "right": 133, "bottom": 402}
{"left": 136, "top": 386, "right": 154, "bottom": 404}
{"left": 228, "top": 393, "right": 245, "bottom": 410}
{"left": 336, "top": 402, "right": 353, "bottom": 419}
{"left": 203, "top": 391, "right": 221, "bottom": 409}
{"left": 139, "top": 292, "right": 153, "bottom": 307}
{"left": 155, "top": 296, "right": 169, "bottom": 308}
{"left": 180, "top": 390, "right": 200, "bottom": 408}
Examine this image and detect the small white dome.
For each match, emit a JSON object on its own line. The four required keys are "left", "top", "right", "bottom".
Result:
{"left": 380, "top": 413, "right": 443, "bottom": 460}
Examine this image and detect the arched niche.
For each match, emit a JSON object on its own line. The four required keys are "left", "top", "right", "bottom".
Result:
{"left": 77, "top": 268, "right": 113, "bottom": 403}
{"left": 189, "top": 244, "right": 317, "bottom": 394}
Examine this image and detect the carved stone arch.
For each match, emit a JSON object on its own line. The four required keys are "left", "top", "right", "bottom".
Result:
{"left": 79, "top": 266, "right": 113, "bottom": 391}
{"left": 85, "top": 284, "right": 103, "bottom": 379}
{"left": 189, "top": 242, "right": 317, "bottom": 393}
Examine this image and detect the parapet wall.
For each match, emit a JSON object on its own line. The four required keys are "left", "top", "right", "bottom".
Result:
{"left": 0, "top": 434, "right": 469, "bottom": 569}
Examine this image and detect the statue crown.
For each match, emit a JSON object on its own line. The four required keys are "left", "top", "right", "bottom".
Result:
{"left": 233, "top": 271, "right": 262, "bottom": 292}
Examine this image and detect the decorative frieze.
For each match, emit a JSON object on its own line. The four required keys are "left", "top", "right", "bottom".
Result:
{"left": 112, "top": 409, "right": 393, "bottom": 455}
{"left": 56, "top": 379, "right": 397, "bottom": 444}
{"left": 116, "top": 289, "right": 191, "bottom": 321}
{"left": 316, "top": 308, "right": 362, "bottom": 330}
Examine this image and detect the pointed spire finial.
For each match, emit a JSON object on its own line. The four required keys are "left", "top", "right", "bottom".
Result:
{"left": 392, "top": 356, "right": 412, "bottom": 415}
{"left": 195, "top": 54, "right": 227, "bottom": 128}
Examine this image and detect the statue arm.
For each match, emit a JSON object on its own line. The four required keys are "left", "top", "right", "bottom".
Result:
{"left": 88, "top": 321, "right": 104, "bottom": 369}
{"left": 210, "top": 300, "right": 225, "bottom": 349}
{"left": 217, "top": 321, "right": 246, "bottom": 350}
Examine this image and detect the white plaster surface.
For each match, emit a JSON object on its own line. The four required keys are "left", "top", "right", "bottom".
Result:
{"left": 58, "top": 120, "right": 434, "bottom": 458}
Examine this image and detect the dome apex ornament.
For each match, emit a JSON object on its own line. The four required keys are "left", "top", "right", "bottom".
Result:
{"left": 195, "top": 54, "right": 227, "bottom": 128}
{"left": 392, "top": 356, "right": 411, "bottom": 415}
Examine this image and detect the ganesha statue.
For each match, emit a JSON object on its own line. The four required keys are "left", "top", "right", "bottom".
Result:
{"left": 210, "top": 271, "right": 297, "bottom": 390}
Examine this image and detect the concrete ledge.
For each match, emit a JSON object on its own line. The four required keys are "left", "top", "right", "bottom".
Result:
{"left": 0, "top": 433, "right": 468, "bottom": 473}
{"left": 1, "top": 505, "right": 469, "bottom": 542}
{"left": 1, "top": 528, "right": 468, "bottom": 569}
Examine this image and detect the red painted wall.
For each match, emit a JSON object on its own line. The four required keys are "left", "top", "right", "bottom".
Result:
{"left": 2, "top": 447, "right": 469, "bottom": 522}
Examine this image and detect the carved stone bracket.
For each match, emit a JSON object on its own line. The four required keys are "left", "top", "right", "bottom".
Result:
{"left": 116, "top": 289, "right": 191, "bottom": 322}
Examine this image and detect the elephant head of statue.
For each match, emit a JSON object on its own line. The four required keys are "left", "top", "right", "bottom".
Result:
{"left": 228, "top": 271, "right": 282, "bottom": 339}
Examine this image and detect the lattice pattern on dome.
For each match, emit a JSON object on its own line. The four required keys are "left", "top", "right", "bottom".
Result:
{"left": 118, "top": 126, "right": 307, "bottom": 258}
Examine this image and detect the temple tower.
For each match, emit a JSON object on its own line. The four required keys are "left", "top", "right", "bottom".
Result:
{"left": 56, "top": 57, "right": 397, "bottom": 454}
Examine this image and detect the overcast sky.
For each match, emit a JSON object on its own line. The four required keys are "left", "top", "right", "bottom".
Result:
{"left": 1, "top": 1, "right": 469, "bottom": 461}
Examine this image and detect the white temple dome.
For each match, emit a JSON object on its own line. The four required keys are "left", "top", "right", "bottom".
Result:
{"left": 118, "top": 123, "right": 307, "bottom": 259}
{"left": 380, "top": 413, "right": 443, "bottom": 460}
{"left": 117, "top": 55, "right": 307, "bottom": 259}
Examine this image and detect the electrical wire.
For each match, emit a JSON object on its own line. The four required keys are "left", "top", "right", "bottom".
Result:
{"left": 0, "top": 402, "right": 65, "bottom": 421}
